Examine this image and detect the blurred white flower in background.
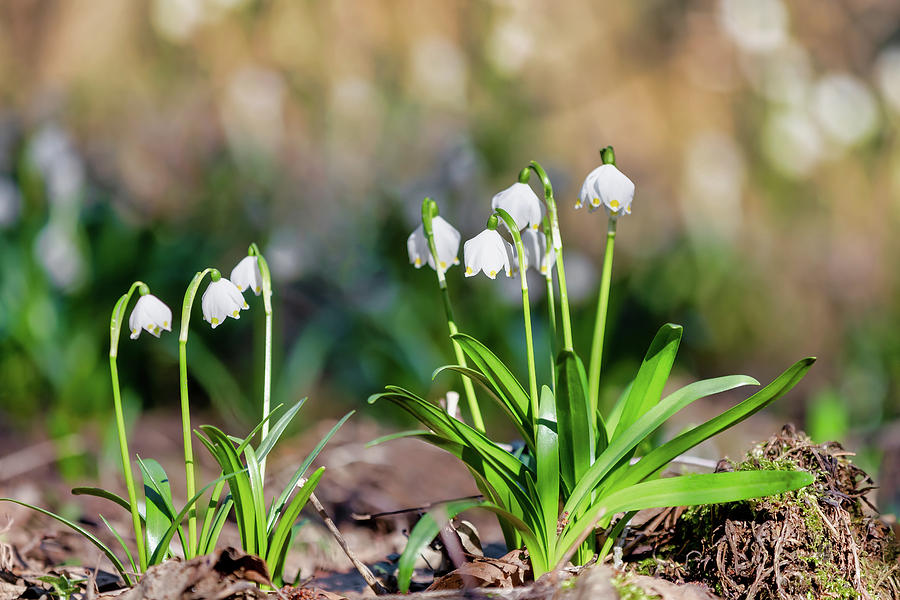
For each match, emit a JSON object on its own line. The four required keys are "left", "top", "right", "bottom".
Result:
{"left": 682, "top": 132, "right": 745, "bottom": 240}
{"left": 34, "top": 222, "right": 86, "bottom": 292}
{"left": 719, "top": 0, "right": 788, "bottom": 54}
{"left": 265, "top": 227, "right": 311, "bottom": 283}
{"left": 811, "top": 73, "right": 879, "bottom": 148}
{"left": 762, "top": 108, "right": 823, "bottom": 178}
{"left": 558, "top": 251, "right": 597, "bottom": 304}
{"left": 410, "top": 36, "right": 467, "bottom": 110}
{"left": 487, "top": 12, "right": 534, "bottom": 76}
{"left": 875, "top": 46, "right": 900, "bottom": 115}
{"left": 741, "top": 41, "right": 812, "bottom": 107}
{"left": 0, "top": 179, "right": 21, "bottom": 228}
{"left": 151, "top": 0, "right": 204, "bottom": 42}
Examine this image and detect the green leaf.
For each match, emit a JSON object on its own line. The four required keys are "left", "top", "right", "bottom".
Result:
{"left": 137, "top": 457, "right": 184, "bottom": 561}
{"left": 603, "top": 381, "right": 632, "bottom": 440}
{"left": 558, "top": 470, "right": 814, "bottom": 561}
{"left": 365, "top": 429, "right": 430, "bottom": 448}
{"left": 433, "top": 364, "right": 535, "bottom": 450}
{"left": 233, "top": 401, "right": 289, "bottom": 456}
{"left": 267, "top": 411, "right": 353, "bottom": 532}
{"left": 396, "top": 499, "right": 483, "bottom": 593}
{"left": 99, "top": 514, "right": 137, "bottom": 575}
{"left": 71, "top": 487, "right": 135, "bottom": 517}
{"left": 612, "top": 324, "right": 682, "bottom": 441}
{"left": 535, "top": 385, "right": 559, "bottom": 555}
{"left": 0, "top": 498, "right": 132, "bottom": 586}
{"left": 266, "top": 467, "right": 324, "bottom": 585}
{"left": 564, "top": 374, "right": 758, "bottom": 518}
{"left": 451, "top": 333, "right": 531, "bottom": 422}
{"left": 244, "top": 445, "right": 268, "bottom": 557}
{"left": 555, "top": 350, "right": 595, "bottom": 492}
{"left": 610, "top": 357, "right": 815, "bottom": 494}
{"left": 197, "top": 480, "right": 228, "bottom": 555}
{"left": 254, "top": 399, "right": 305, "bottom": 460}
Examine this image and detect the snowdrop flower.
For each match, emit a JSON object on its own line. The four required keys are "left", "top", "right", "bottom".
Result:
{"left": 491, "top": 182, "right": 542, "bottom": 231}
{"left": 464, "top": 228, "right": 512, "bottom": 279}
{"left": 522, "top": 228, "right": 556, "bottom": 276}
{"left": 201, "top": 275, "right": 248, "bottom": 328}
{"left": 129, "top": 293, "right": 172, "bottom": 339}
{"left": 407, "top": 216, "right": 461, "bottom": 273}
{"left": 576, "top": 164, "right": 635, "bottom": 218}
{"left": 231, "top": 255, "right": 263, "bottom": 295}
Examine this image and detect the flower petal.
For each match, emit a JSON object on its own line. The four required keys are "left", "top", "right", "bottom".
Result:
{"left": 231, "top": 255, "right": 262, "bottom": 295}
{"left": 491, "top": 182, "right": 543, "bottom": 231}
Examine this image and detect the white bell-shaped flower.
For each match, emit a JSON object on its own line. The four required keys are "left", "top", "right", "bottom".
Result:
{"left": 230, "top": 255, "right": 263, "bottom": 296}
{"left": 576, "top": 164, "right": 635, "bottom": 218}
{"left": 129, "top": 294, "right": 172, "bottom": 339}
{"left": 491, "top": 182, "right": 542, "bottom": 231}
{"left": 407, "top": 216, "right": 461, "bottom": 273}
{"left": 522, "top": 228, "right": 556, "bottom": 276}
{"left": 464, "top": 229, "right": 512, "bottom": 279}
{"left": 201, "top": 277, "right": 248, "bottom": 329}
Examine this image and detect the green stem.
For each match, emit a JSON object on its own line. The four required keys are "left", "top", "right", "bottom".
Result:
{"left": 109, "top": 282, "right": 148, "bottom": 572}
{"left": 587, "top": 219, "right": 617, "bottom": 417}
{"left": 421, "top": 199, "right": 485, "bottom": 432}
{"left": 519, "top": 162, "right": 573, "bottom": 351}
{"left": 178, "top": 268, "right": 215, "bottom": 559}
{"left": 546, "top": 273, "right": 557, "bottom": 393}
{"left": 494, "top": 208, "right": 539, "bottom": 422}
{"left": 250, "top": 244, "right": 274, "bottom": 479}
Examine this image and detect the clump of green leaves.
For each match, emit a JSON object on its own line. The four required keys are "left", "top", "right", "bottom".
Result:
{"left": 371, "top": 155, "right": 815, "bottom": 591}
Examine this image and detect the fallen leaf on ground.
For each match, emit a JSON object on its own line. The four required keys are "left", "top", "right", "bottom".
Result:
{"left": 426, "top": 549, "right": 530, "bottom": 590}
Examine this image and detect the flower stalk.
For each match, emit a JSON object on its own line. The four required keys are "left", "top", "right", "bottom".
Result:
{"left": 247, "top": 244, "right": 274, "bottom": 477}
{"left": 493, "top": 208, "right": 539, "bottom": 421}
{"left": 542, "top": 220, "right": 558, "bottom": 392}
{"left": 178, "top": 268, "right": 218, "bottom": 559}
{"left": 518, "top": 161, "right": 574, "bottom": 352}
{"left": 421, "top": 199, "right": 485, "bottom": 432}
{"left": 108, "top": 281, "right": 150, "bottom": 572}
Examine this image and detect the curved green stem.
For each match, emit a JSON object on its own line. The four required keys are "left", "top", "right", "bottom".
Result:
{"left": 421, "top": 199, "right": 485, "bottom": 432}
{"left": 178, "top": 268, "right": 217, "bottom": 559}
{"left": 587, "top": 219, "right": 617, "bottom": 418}
{"left": 249, "top": 244, "right": 274, "bottom": 478}
{"left": 109, "top": 281, "right": 149, "bottom": 572}
{"left": 494, "top": 208, "right": 539, "bottom": 422}
{"left": 519, "top": 161, "right": 573, "bottom": 351}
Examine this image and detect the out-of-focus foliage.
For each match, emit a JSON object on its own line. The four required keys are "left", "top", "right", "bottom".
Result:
{"left": 0, "top": 1, "right": 898, "bottom": 508}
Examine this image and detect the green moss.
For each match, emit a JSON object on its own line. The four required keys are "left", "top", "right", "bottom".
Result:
{"left": 612, "top": 573, "right": 660, "bottom": 600}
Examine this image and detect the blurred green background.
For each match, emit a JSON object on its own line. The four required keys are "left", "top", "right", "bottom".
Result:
{"left": 0, "top": 0, "right": 898, "bottom": 511}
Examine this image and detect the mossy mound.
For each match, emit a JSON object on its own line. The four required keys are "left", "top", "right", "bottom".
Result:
{"left": 627, "top": 425, "right": 899, "bottom": 599}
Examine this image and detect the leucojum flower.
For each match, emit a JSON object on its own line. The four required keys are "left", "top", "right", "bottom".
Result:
{"left": 576, "top": 163, "right": 635, "bottom": 218}
{"left": 201, "top": 274, "right": 248, "bottom": 328}
{"left": 129, "top": 293, "right": 172, "bottom": 339}
{"left": 522, "top": 228, "right": 555, "bottom": 276}
{"left": 407, "top": 215, "right": 461, "bottom": 273}
{"left": 231, "top": 255, "right": 263, "bottom": 295}
{"left": 491, "top": 182, "right": 543, "bottom": 231}
{"left": 464, "top": 226, "right": 513, "bottom": 279}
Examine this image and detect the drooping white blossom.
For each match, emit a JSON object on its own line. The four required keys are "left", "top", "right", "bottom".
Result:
{"left": 491, "top": 182, "right": 542, "bottom": 231}
{"left": 201, "top": 277, "right": 248, "bottom": 329}
{"left": 407, "top": 216, "right": 461, "bottom": 273}
{"left": 576, "top": 164, "right": 635, "bottom": 218}
{"left": 464, "top": 229, "right": 512, "bottom": 279}
{"left": 522, "top": 228, "right": 556, "bottom": 276}
{"left": 231, "top": 255, "right": 263, "bottom": 295}
{"left": 129, "top": 294, "right": 173, "bottom": 339}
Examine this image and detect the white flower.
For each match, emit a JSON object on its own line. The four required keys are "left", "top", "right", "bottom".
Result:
{"left": 522, "top": 228, "right": 556, "bottom": 276}
{"left": 407, "top": 216, "right": 461, "bottom": 273}
{"left": 201, "top": 277, "right": 248, "bottom": 329}
{"left": 576, "top": 164, "right": 635, "bottom": 218}
{"left": 129, "top": 294, "right": 172, "bottom": 339}
{"left": 230, "top": 255, "right": 263, "bottom": 295}
{"left": 491, "top": 182, "right": 542, "bottom": 231}
{"left": 464, "top": 229, "right": 512, "bottom": 279}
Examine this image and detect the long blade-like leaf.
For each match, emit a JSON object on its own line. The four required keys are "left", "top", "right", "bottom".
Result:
{"left": 610, "top": 357, "right": 816, "bottom": 493}
{"left": 71, "top": 487, "right": 136, "bottom": 517}
{"left": 0, "top": 498, "right": 132, "bottom": 585}
{"left": 433, "top": 364, "right": 535, "bottom": 450}
{"left": 137, "top": 457, "right": 185, "bottom": 561}
{"left": 254, "top": 399, "right": 306, "bottom": 460}
{"left": 451, "top": 333, "right": 531, "bottom": 422}
{"left": 267, "top": 411, "right": 353, "bottom": 531}
{"left": 234, "top": 401, "right": 289, "bottom": 456}
{"left": 244, "top": 445, "right": 268, "bottom": 557}
{"left": 266, "top": 467, "right": 324, "bottom": 583}
{"left": 99, "top": 514, "right": 137, "bottom": 575}
{"left": 555, "top": 351, "right": 595, "bottom": 492}
{"left": 564, "top": 374, "right": 758, "bottom": 517}
{"left": 558, "top": 470, "right": 814, "bottom": 562}
{"left": 611, "top": 324, "right": 682, "bottom": 440}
